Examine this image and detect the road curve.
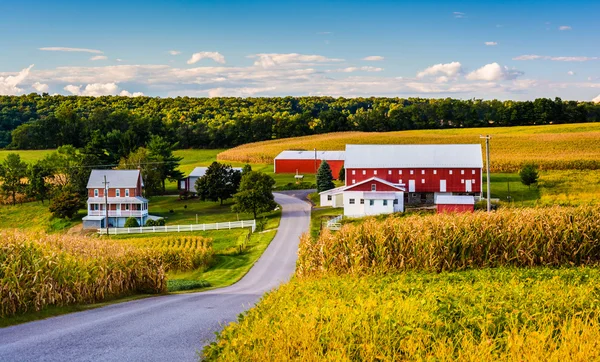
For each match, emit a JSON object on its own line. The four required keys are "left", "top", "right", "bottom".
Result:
{"left": 0, "top": 193, "right": 311, "bottom": 362}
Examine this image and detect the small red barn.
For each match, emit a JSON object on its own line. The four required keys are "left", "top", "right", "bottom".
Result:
{"left": 274, "top": 150, "right": 345, "bottom": 179}
{"left": 435, "top": 195, "right": 475, "bottom": 213}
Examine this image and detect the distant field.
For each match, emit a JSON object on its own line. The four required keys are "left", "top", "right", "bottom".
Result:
{"left": 218, "top": 123, "right": 600, "bottom": 172}
{"left": 0, "top": 149, "right": 53, "bottom": 162}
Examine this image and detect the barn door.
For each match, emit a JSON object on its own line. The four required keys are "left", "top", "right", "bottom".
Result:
{"left": 408, "top": 180, "right": 415, "bottom": 192}
{"left": 440, "top": 180, "right": 446, "bottom": 192}
{"left": 465, "top": 180, "right": 472, "bottom": 192}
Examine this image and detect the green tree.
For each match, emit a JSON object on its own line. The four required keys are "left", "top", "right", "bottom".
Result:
{"left": 338, "top": 166, "right": 345, "bottom": 182}
{"left": 124, "top": 217, "right": 140, "bottom": 227}
{"left": 147, "top": 135, "right": 184, "bottom": 194}
{"left": 195, "top": 162, "right": 241, "bottom": 205}
{"left": 49, "top": 190, "right": 81, "bottom": 219}
{"left": 26, "top": 161, "right": 55, "bottom": 204}
{"left": 0, "top": 153, "right": 28, "bottom": 205}
{"left": 117, "top": 147, "right": 162, "bottom": 197}
{"left": 42, "top": 145, "right": 96, "bottom": 195}
{"left": 242, "top": 164, "right": 252, "bottom": 175}
{"left": 232, "top": 171, "right": 277, "bottom": 219}
{"left": 316, "top": 160, "right": 335, "bottom": 193}
{"left": 520, "top": 163, "right": 539, "bottom": 189}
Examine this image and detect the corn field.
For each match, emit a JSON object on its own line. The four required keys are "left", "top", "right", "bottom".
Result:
{"left": 218, "top": 123, "right": 600, "bottom": 172}
{"left": 124, "top": 235, "right": 215, "bottom": 272}
{"left": 297, "top": 205, "right": 600, "bottom": 276}
{"left": 0, "top": 231, "right": 167, "bottom": 318}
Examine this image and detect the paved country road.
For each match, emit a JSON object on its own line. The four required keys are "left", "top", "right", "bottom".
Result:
{"left": 0, "top": 193, "right": 311, "bottom": 362}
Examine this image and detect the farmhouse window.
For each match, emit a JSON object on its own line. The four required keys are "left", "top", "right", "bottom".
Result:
{"left": 116, "top": 189, "right": 121, "bottom": 197}
{"left": 388, "top": 170, "right": 392, "bottom": 175}
{"left": 472, "top": 170, "right": 476, "bottom": 175}
{"left": 371, "top": 184, "right": 376, "bottom": 191}
{"left": 383, "top": 200, "right": 388, "bottom": 206}
{"left": 349, "top": 198, "right": 355, "bottom": 204}
{"left": 94, "top": 189, "right": 98, "bottom": 197}
{"left": 369, "top": 200, "right": 374, "bottom": 206}
{"left": 125, "top": 204, "right": 130, "bottom": 211}
{"left": 461, "top": 170, "right": 465, "bottom": 175}
{"left": 352, "top": 170, "right": 356, "bottom": 175}
{"left": 421, "top": 170, "right": 425, "bottom": 175}
{"left": 449, "top": 170, "right": 453, "bottom": 175}
{"left": 410, "top": 170, "right": 414, "bottom": 175}
{"left": 327, "top": 195, "right": 332, "bottom": 201}
{"left": 125, "top": 189, "right": 130, "bottom": 197}
{"left": 362, "top": 170, "right": 366, "bottom": 175}
{"left": 421, "top": 179, "right": 425, "bottom": 184}
{"left": 360, "top": 199, "right": 364, "bottom": 204}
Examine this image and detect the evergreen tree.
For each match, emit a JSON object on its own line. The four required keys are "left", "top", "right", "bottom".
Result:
{"left": 338, "top": 166, "right": 345, "bottom": 182}
{"left": 520, "top": 163, "right": 539, "bottom": 189}
{"left": 232, "top": 171, "right": 277, "bottom": 219}
{"left": 316, "top": 160, "right": 335, "bottom": 193}
{"left": 117, "top": 147, "right": 162, "bottom": 197}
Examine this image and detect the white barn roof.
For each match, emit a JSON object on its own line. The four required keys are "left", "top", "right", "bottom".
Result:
{"left": 87, "top": 170, "right": 142, "bottom": 189}
{"left": 435, "top": 195, "right": 475, "bottom": 205}
{"left": 274, "top": 150, "right": 345, "bottom": 161}
{"left": 345, "top": 144, "right": 483, "bottom": 169}
{"left": 187, "top": 166, "right": 243, "bottom": 178}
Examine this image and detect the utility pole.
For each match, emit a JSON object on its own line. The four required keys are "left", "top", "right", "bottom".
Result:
{"left": 480, "top": 135, "right": 491, "bottom": 212}
{"left": 102, "top": 175, "right": 109, "bottom": 235}
{"left": 314, "top": 148, "right": 317, "bottom": 173}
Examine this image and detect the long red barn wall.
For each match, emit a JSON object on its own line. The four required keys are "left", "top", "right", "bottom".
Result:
{"left": 275, "top": 159, "right": 345, "bottom": 180}
{"left": 346, "top": 167, "right": 481, "bottom": 193}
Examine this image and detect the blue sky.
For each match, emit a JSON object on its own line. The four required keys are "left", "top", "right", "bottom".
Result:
{"left": 1, "top": 0, "right": 599, "bottom": 100}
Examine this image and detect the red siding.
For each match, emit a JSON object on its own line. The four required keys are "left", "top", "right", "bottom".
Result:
{"left": 346, "top": 167, "right": 481, "bottom": 193}
{"left": 437, "top": 204, "right": 474, "bottom": 213}
{"left": 275, "top": 159, "right": 345, "bottom": 180}
{"left": 345, "top": 179, "right": 401, "bottom": 192}
{"left": 87, "top": 187, "right": 139, "bottom": 197}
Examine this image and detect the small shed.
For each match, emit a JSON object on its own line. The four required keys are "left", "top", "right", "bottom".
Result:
{"left": 274, "top": 150, "right": 345, "bottom": 179}
{"left": 435, "top": 195, "right": 475, "bottom": 213}
{"left": 179, "top": 166, "right": 243, "bottom": 194}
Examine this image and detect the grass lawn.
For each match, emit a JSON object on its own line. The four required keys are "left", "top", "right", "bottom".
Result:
{"left": 0, "top": 201, "right": 83, "bottom": 232}
{"left": 310, "top": 207, "right": 343, "bottom": 239}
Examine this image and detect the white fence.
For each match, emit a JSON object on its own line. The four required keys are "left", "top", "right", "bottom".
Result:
{"left": 326, "top": 215, "right": 343, "bottom": 230}
{"left": 98, "top": 220, "right": 256, "bottom": 235}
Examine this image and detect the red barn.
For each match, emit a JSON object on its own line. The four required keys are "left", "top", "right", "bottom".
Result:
{"left": 435, "top": 195, "right": 475, "bottom": 213}
{"left": 344, "top": 144, "right": 483, "bottom": 205}
{"left": 274, "top": 150, "right": 345, "bottom": 179}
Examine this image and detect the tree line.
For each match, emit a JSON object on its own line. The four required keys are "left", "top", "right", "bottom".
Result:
{"left": 2, "top": 94, "right": 600, "bottom": 151}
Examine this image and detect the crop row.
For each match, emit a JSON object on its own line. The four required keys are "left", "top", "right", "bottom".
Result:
{"left": 0, "top": 232, "right": 166, "bottom": 318}
{"left": 297, "top": 205, "right": 600, "bottom": 276}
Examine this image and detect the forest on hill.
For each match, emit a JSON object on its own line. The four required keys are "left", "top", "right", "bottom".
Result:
{"left": 2, "top": 94, "right": 600, "bottom": 151}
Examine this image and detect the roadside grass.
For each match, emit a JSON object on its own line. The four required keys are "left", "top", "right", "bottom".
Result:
{"left": 307, "top": 192, "right": 320, "bottom": 206}
{"left": 310, "top": 208, "right": 343, "bottom": 239}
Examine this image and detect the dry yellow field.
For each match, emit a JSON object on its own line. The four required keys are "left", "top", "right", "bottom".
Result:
{"left": 218, "top": 123, "right": 600, "bottom": 172}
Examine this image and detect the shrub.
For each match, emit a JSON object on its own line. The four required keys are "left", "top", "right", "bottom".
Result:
{"left": 48, "top": 190, "right": 81, "bottom": 219}
{"left": 124, "top": 217, "right": 139, "bottom": 227}
{"left": 145, "top": 218, "right": 165, "bottom": 227}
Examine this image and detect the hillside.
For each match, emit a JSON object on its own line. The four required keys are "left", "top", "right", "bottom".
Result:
{"left": 218, "top": 122, "right": 600, "bottom": 172}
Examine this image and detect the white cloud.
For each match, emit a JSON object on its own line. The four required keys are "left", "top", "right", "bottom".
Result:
{"left": 249, "top": 53, "right": 344, "bottom": 68}
{"left": 0, "top": 64, "right": 34, "bottom": 95}
{"left": 593, "top": 95, "right": 600, "bottom": 103}
{"left": 32, "top": 82, "right": 49, "bottom": 93}
{"left": 119, "top": 90, "right": 145, "bottom": 97}
{"left": 329, "top": 66, "right": 383, "bottom": 73}
{"left": 187, "top": 52, "right": 226, "bottom": 64}
{"left": 453, "top": 11, "right": 466, "bottom": 18}
{"left": 90, "top": 55, "right": 108, "bottom": 61}
{"left": 317, "top": 31, "right": 332, "bottom": 35}
{"left": 559, "top": 25, "right": 572, "bottom": 31}
{"left": 116, "top": 59, "right": 123, "bottom": 62}
{"left": 466, "top": 62, "right": 523, "bottom": 81}
{"left": 169, "top": 50, "right": 181, "bottom": 55}
{"left": 207, "top": 87, "right": 276, "bottom": 97}
{"left": 64, "top": 83, "right": 119, "bottom": 96}
{"left": 417, "top": 62, "right": 462, "bottom": 78}
{"left": 568, "top": 71, "right": 575, "bottom": 76}
{"left": 39, "top": 47, "right": 103, "bottom": 54}
{"left": 484, "top": 42, "right": 498, "bottom": 46}
{"left": 513, "top": 54, "right": 598, "bottom": 62}
{"left": 362, "top": 55, "right": 384, "bottom": 61}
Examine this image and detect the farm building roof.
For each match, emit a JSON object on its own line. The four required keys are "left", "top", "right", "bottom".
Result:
{"left": 344, "top": 144, "right": 483, "bottom": 169}
{"left": 187, "top": 166, "right": 243, "bottom": 178}
{"left": 274, "top": 150, "right": 345, "bottom": 161}
{"left": 87, "top": 170, "right": 142, "bottom": 189}
{"left": 435, "top": 195, "right": 475, "bottom": 205}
